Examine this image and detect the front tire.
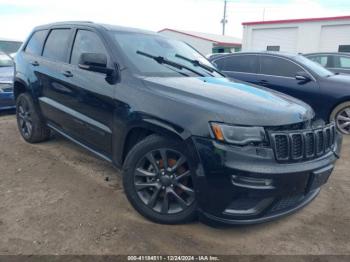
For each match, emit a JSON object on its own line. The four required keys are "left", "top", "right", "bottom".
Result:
{"left": 16, "top": 93, "right": 51, "bottom": 143}
{"left": 330, "top": 101, "right": 350, "bottom": 135}
{"left": 122, "top": 135, "right": 197, "bottom": 224}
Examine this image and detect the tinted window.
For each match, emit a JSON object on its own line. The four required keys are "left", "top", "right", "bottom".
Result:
{"left": 71, "top": 30, "right": 108, "bottom": 65}
{"left": 43, "top": 29, "right": 71, "bottom": 62}
{"left": 25, "top": 30, "right": 48, "bottom": 56}
{"left": 260, "top": 56, "right": 303, "bottom": 77}
{"left": 214, "top": 55, "right": 258, "bottom": 73}
{"left": 308, "top": 55, "right": 328, "bottom": 67}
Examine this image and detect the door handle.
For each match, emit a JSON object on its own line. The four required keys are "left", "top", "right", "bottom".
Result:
{"left": 31, "top": 61, "right": 39, "bottom": 66}
{"left": 62, "top": 71, "right": 73, "bottom": 77}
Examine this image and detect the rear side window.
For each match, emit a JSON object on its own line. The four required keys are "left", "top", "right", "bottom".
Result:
{"left": 308, "top": 55, "right": 328, "bottom": 67}
{"left": 25, "top": 30, "right": 48, "bottom": 56}
{"left": 260, "top": 56, "right": 302, "bottom": 77}
{"left": 70, "top": 30, "right": 108, "bottom": 65}
{"left": 339, "top": 57, "right": 350, "bottom": 69}
{"left": 214, "top": 55, "right": 258, "bottom": 73}
{"left": 43, "top": 29, "right": 71, "bottom": 62}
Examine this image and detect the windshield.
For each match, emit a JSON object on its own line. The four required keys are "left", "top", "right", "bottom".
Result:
{"left": 297, "top": 55, "right": 334, "bottom": 77}
{"left": 111, "top": 31, "right": 220, "bottom": 77}
{"left": 0, "top": 53, "right": 13, "bottom": 67}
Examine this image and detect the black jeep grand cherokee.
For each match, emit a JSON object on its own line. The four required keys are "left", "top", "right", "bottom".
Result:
{"left": 13, "top": 22, "right": 342, "bottom": 225}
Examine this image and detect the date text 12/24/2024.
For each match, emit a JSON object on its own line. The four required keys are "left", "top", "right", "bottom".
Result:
{"left": 127, "top": 256, "right": 220, "bottom": 261}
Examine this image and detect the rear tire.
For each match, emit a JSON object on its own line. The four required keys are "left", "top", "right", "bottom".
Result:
{"left": 16, "top": 93, "right": 51, "bottom": 143}
{"left": 122, "top": 135, "right": 197, "bottom": 224}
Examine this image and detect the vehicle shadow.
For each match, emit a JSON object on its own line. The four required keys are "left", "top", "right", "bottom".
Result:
{"left": 0, "top": 109, "right": 16, "bottom": 117}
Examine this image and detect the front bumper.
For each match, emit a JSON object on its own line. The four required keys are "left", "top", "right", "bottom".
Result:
{"left": 192, "top": 133, "right": 342, "bottom": 225}
{"left": 0, "top": 92, "right": 15, "bottom": 110}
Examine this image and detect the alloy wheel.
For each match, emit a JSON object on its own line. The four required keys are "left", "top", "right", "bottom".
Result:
{"left": 17, "top": 99, "right": 33, "bottom": 138}
{"left": 133, "top": 148, "right": 195, "bottom": 214}
{"left": 336, "top": 107, "right": 350, "bottom": 134}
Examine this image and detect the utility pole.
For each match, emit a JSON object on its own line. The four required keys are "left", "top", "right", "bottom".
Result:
{"left": 221, "top": 0, "right": 228, "bottom": 35}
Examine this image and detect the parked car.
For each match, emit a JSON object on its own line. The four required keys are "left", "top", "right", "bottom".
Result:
{"left": 210, "top": 52, "right": 350, "bottom": 134}
{"left": 0, "top": 52, "right": 15, "bottom": 110}
{"left": 305, "top": 52, "right": 350, "bottom": 75}
{"left": 14, "top": 22, "right": 341, "bottom": 225}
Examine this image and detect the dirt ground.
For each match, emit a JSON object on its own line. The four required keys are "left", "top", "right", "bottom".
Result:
{"left": 0, "top": 112, "right": 349, "bottom": 255}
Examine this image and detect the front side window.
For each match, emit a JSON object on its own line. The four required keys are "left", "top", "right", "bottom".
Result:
{"left": 70, "top": 30, "right": 108, "bottom": 65}
{"left": 111, "top": 31, "right": 219, "bottom": 77}
{"left": 296, "top": 55, "right": 333, "bottom": 77}
{"left": 214, "top": 55, "right": 258, "bottom": 73}
{"left": 25, "top": 30, "right": 48, "bottom": 56}
{"left": 260, "top": 56, "right": 303, "bottom": 77}
{"left": 43, "top": 29, "right": 71, "bottom": 62}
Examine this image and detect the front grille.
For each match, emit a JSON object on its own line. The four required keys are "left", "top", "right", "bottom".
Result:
{"left": 270, "top": 123, "right": 336, "bottom": 162}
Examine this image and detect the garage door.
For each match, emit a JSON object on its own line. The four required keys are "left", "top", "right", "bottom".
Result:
{"left": 251, "top": 27, "right": 298, "bottom": 52}
{"left": 320, "top": 24, "right": 350, "bottom": 52}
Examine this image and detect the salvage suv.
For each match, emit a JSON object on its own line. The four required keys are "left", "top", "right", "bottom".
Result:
{"left": 13, "top": 22, "right": 342, "bottom": 225}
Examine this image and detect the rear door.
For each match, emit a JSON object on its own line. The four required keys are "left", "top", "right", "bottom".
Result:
{"left": 257, "top": 55, "right": 320, "bottom": 111}
{"left": 212, "top": 54, "right": 259, "bottom": 84}
{"left": 37, "top": 28, "right": 75, "bottom": 131}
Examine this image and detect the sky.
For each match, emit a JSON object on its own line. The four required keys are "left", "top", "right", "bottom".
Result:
{"left": 0, "top": 0, "right": 350, "bottom": 41}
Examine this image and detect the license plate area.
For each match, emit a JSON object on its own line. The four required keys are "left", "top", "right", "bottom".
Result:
{"left": 308, "top": 165, "right": 333, "bottom": 192}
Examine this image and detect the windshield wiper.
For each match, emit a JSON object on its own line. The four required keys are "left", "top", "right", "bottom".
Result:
{"left": 175, "top": 54, "right": 225, "bottom": 77}
{"left": 136, "top": 50, "right": 204, "bottom": 77}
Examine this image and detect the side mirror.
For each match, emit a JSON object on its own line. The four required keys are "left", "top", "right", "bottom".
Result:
{"left": 78, "top": 53, "right": 113, "bottom": 75}
{"left": 295, "top": 71, "right": 311, "bottom": 82}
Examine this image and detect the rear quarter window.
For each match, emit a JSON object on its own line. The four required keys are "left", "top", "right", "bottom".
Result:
{"left": 25, "top": 30, "right": 48, "bottom": 56}
{"left": 214, "top": 55, "right": 258, "bottom": 73}
{"left": 42, "top": 29, "right": 72, "bottom": 62}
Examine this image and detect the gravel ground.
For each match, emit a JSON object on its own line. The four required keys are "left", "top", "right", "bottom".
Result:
{"left": 0, "top": 112, "right": 349, "bottom": 255}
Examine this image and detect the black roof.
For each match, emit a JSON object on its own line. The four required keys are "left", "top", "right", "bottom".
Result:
{"left": 33, "top": 21, "right": 156, "bottom": 35}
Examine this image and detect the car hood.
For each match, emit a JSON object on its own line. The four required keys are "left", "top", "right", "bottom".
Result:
{"left": 0, "top": 66, "right": 14, "bottom": 83}
{"left": 323, "top": 73, "right": 350, "bottom": 85}
{"left": 142, "top": 76, "right": 314, "bottom": 126}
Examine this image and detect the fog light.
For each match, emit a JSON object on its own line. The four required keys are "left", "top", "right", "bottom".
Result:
{"left": 231, "top": 175, "right": 274, "bottom": 189}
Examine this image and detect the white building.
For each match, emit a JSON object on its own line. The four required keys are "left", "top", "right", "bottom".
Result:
{"left": 158, "top": 28, "right": 241, "bottom": 56}
{"left": 242, "top": 15, "right": 350, "bottom": 53}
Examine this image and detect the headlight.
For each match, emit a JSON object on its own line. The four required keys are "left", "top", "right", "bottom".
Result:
{"left": 210, "top": 122, "right": 266, "bottom": 145}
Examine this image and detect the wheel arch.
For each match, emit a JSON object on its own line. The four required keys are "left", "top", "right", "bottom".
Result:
{"left": 13, "top": 77, "right": 29, "bottom": 101}
{"left": 119, "top": 117, "right": 192, "bottom": 165}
